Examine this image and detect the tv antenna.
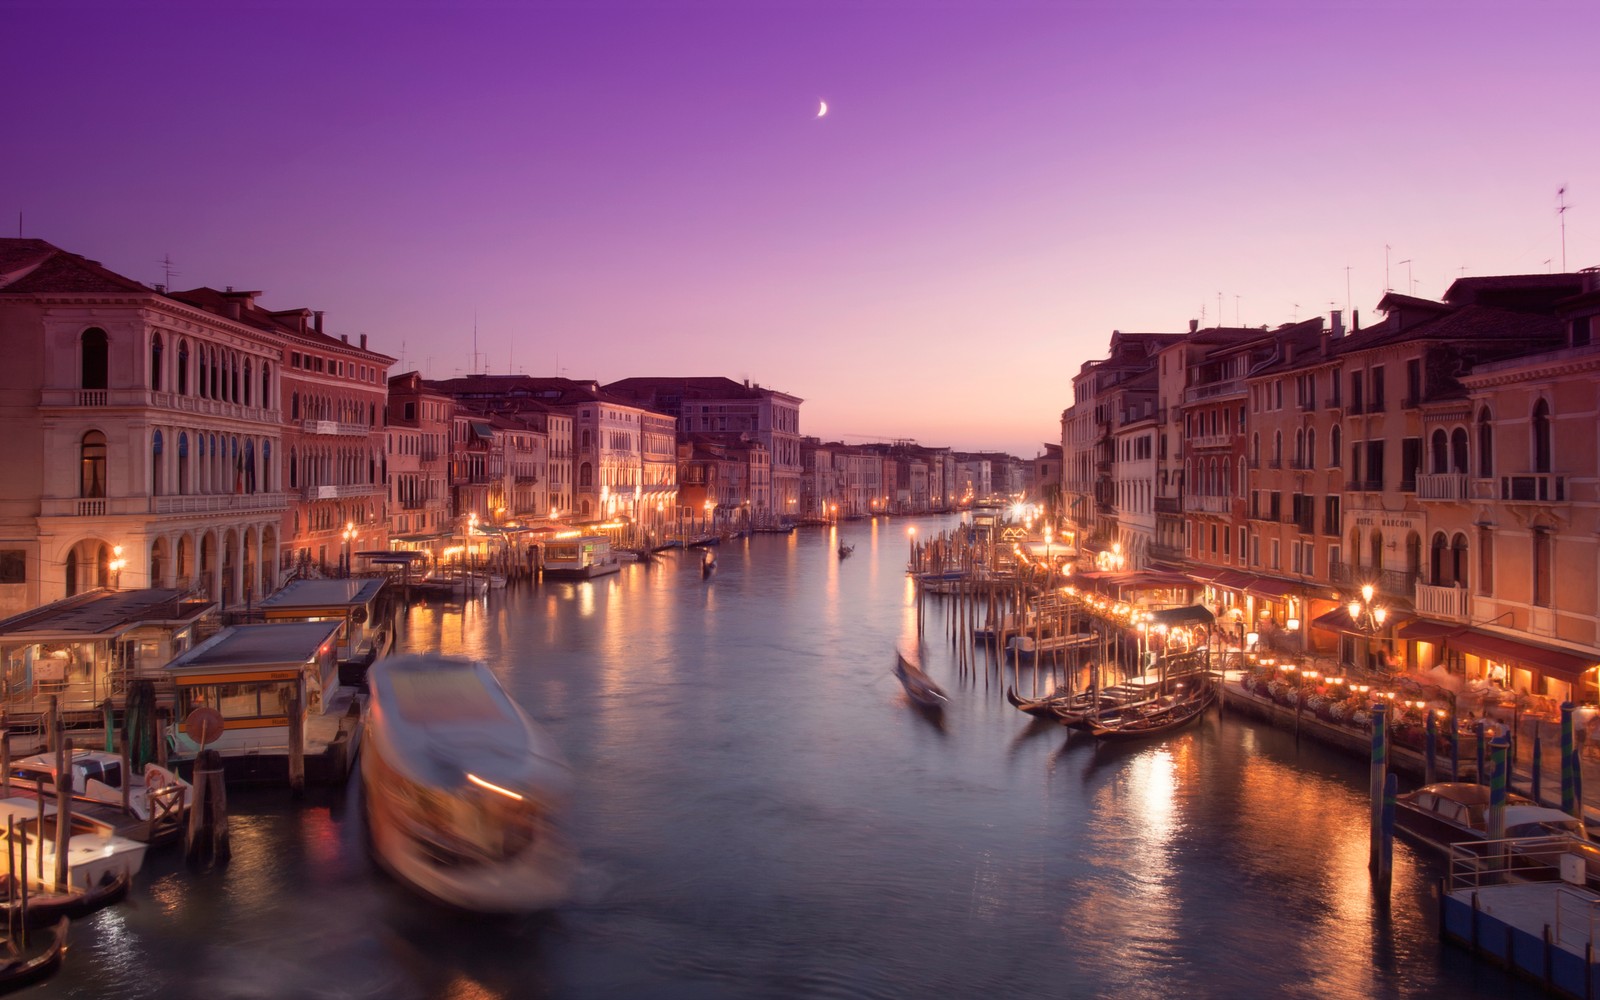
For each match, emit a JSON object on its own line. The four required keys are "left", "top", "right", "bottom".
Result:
{"left": 1558, "top": 186, "right": 1569, "bottom": 272}
{"left": 1396, "top": 259, "right": 1414, "bottom": 294}
{"left": 1344, "top": 265, "right": 1352, "bottom": 314}
{"left": 157, "top": 253, "right": 180, "bottom": 290}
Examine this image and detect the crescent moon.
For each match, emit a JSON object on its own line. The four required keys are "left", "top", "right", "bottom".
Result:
{"left": 817, "top": 100, "right": 828, "bottom": 118}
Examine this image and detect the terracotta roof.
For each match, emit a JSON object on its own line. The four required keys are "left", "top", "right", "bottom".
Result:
{"left": 0, "top": 238, "right": 152, "bottom": 295}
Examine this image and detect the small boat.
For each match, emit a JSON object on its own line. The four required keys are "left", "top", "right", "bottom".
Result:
{"left": 1393, "top": 782, "right": 1585, "bottom": 853}
{"left": 1005, "top": 632, "right": 1097, "bottom": 659}
{"left": 701, "top": 551, "right": 717, "bottom": 579}
{"left": 1086, "top": 683, "right": 1216, "bottom": 740}
{"left": 7, "top": 751, "right": 189, "bottom": 843}
{"left": 893, "top": 652, "right": 948, "bottom": 709}
{"left": 486, "top": 574, "right": 508, "bottom": 589}
{"left": 0, "top": 916, "right": 68, "bottom": 993}
{"left": 1005, "top": 686, "right": 1082, "bottom": 719}
{"left": 363, "top": 654, "right": 575, "bottom": 913}
{"left": 838, "top": 544, "right": 854, "bottom": 559}
{"left": 0, "top": 797, "right": 149, "bottom": 891}
{"left": 1, "top": 869, "right": 129, "bottom": 928}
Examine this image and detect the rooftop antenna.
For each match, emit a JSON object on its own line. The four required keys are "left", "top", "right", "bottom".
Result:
{"left": 1544, "top": 258, "right": 1554, "bottom": 273}
{"left": 1396, "top": 258, "right": 1413, "bottom": 295}
{"left": 1458, "top": 265, "right": 1468, "bottom": 278}
{"left": 1217, "top": 292, "right": 1223, "bottom": 327}
{"left": 1291, "top": 303, "right": 1299, "bottom": 322}
{"left": 471, "top": 309, "right": 480, "bottom": 374}
{"left": 1344, "top": 265, "right": 1352, "bottom": 315}
{"left": 1385, "top": 244, "right": 1391, "bottom": 292}
{"left": 1234, "top": 295, "right": 1241, "bottom": 326}
{"left": 157, "top": 253, "right": 179, "bottom": 290}
{"left": 1558, "top": 186, "right": 1569, "bottom": 272}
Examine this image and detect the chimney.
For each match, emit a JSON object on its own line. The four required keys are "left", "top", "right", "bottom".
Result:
{"left": 313, "top": 310, "right": 324, "bottom": 335}
{"left": 340, "top": 334, "right": 349, "bottom": 344}
{"left": 1581, "top": 266, "right": 1600, "bottom": 294}
{"left": 1189, "top": 319, "right": 1199, "bottom": 334}
{"left": 360, "top": 334, "right": 368, "bottom": 350}
{"left": 1352, "top": 310, "right": 1360, "bottom": 332}
{"left": 1329, "top": 310, "right": 1344, "bottom": 339}
{"left": 226, "top": 301, "right": 241, "bottom": 320}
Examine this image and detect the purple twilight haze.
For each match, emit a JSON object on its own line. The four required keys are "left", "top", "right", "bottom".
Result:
{"left": 6, "top": 1, "right": 1597, "bottom": 458}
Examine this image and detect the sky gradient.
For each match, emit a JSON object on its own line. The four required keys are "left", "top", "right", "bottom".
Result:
{"left": 7, "top": 1, "right": 1597, "bottom": 458}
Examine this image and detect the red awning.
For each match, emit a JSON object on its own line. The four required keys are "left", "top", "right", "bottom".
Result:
{"left": 1187, "top": 567, "right": 1227, "bottom": 583}
{"left": 1311, "top": 607, "right": 1416, "bottom": 636}
{"left": 1124, "top": 570, "right": 1197, "bottom": 590}
{"left": 1446, "top": 629, "right": 1598, "bottom": 683}
{"left": 1397, "top": 620, "right": 1462, "bottom": 642}
{"left": 1245, "top": 576, "right": 1303, "bottom": 600}
{"left": 1212, "top": 571, "right": 1255, "bottom": 591}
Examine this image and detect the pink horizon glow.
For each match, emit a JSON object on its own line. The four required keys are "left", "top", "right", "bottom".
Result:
{"left": 7, "top": 2, "right": 1597, "bottom": 459}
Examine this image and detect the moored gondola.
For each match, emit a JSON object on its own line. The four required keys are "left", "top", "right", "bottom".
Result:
{"left": 1086, "top": 682, "right": 1216, "bottom": 740}
{"left": 0, "top": 916, "right": 69, "bottom": 994}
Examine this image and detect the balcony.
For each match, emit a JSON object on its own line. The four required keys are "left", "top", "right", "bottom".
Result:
{"left": 1183, "top": 494, "right": 1231, "bottom": 514}
{"left": 1183, "top": 379, "right": 1245, "bottom": 403}
{"left": 1154, "top": 496, "right": 1182, "bottom": 515}
{"left": 1500, "top": 473, "right": 1565, "bottom": 503}
{"left": 1416, "top": 473, "right": 1468, "bottom": 501}
{"left": 300, "top": 419, "right": 371, "bottom": 436}
{"left": 1190, "top": 434, "right": 1232, "bottom": 450}
{"left": 399, "top": 497, "right": 427, "bottom": 510}
{"left": 151, "top": 492, "right": 289, "bottom": 515}
{"left": 1414, "top": 583, "right": 1469, "bottom": 620}
{"left": 1328, "top": 563, "right": 1416, "bottom": 599}
{"left": 302, "top": 483, "right": 385, "bottom": 501}
{"left": 40, "top": 387, "right": 280, "bottom": 424}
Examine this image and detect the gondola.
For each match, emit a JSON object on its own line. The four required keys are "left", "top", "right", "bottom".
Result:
{"left": 0, "top": 916, "right": 68, "bottom": 995}
{"left": 1085, "top": 683, "right": 1216, "bottom": 740}
{"left": 894, "top": 653, "right": 948, "bottom": 709}
{"left": 838, "top": 544, "right": 854, "bottom": 559}
{"left": 2, "top": 869, "right": 129, "bottom": 929}
{"left": 1005, "top": 686, "right": 1081, "bottom": 719}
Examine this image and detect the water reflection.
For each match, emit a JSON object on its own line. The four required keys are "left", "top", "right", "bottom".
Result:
{"left": 37, "top": 516, "right": 1528, "bottom": 1000}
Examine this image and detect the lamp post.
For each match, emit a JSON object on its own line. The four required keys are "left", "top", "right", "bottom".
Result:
{"left": 109, "top": 544, "right": 125, "bottom": 591}
{"left": 341, "top": 522, "right": 355, "bottom": 578}
{"left": 1347, "top": 582, "right": 1389, "bottom": 671}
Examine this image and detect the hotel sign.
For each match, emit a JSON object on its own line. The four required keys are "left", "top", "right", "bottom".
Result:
{"left": 1347, "top": 511, "right": 1426, "bottom": 538}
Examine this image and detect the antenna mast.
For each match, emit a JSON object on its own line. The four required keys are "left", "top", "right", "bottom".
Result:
{"left": 1558, "top": 186, "right": 1569, "bottom": 272}
{"left": 157, "top": 254, "right": 179, "bottom": 291}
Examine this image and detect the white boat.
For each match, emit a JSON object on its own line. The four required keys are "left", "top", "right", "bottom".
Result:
{"left": 362, "top": 653, "right": 575, "bottom": 913}
{"left": 0, "top": 796, "right": 148, "bottom": 890}
{"left": 8, "top": 750, "right": 190, "bottom": 842}
{"left": 542, "top": 536, "right": 622, "bottom": 579}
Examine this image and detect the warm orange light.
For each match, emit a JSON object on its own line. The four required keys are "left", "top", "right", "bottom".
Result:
{"left": 466, "top": 773, "right": 524, "bottom": 801}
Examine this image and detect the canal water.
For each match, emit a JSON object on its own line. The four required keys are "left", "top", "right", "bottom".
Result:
{"left": 42, "top": 516, "right": 1536, "bottom": 999}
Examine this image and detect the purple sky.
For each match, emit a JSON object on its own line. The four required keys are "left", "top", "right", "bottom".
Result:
{"left": 8, "top": 2, "right": 1597, "bottom": 458}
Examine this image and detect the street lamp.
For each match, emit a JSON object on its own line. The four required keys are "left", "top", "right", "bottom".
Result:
{"left": 1347, "top": 583, "right": 1388, "bottom": 631}
{"left": 109, "top": 544, "right": 126, "bottom": 591}
{"left": 341, "top": 522, "right": 355, "bottom": 578}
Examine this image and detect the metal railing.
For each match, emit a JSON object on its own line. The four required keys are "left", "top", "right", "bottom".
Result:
{"left": 1416, "top": 473, "right": 1468, "bottom": 501}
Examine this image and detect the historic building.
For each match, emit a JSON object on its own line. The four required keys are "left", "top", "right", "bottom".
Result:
{"left": 385, "top": 372, "right": 456, "bottom": 555}
{"left": 0, "top": 239, "right": 288, "bottom": 614}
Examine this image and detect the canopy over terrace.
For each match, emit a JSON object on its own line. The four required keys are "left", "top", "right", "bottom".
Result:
{"left": 1395, "top": 620, "right": 1600, "bottom": 705}
{"left": 0, "top": 588, "right": 214, "bottom": 720}
{"left": 1071, "top": 569, "right": 1198, "bottom": 606}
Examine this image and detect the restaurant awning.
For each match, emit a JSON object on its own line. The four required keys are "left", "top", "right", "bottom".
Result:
{"left": 1246, "top": 576, "right": 1303, "bottom": 600}
{"left": 1310, "top": 607, "right": 1416, "bottom": 636}
{"left": 1396, "top": 620, "right": 1462, "bottom": 642}
{"left": 1148, "top": 605, "right": 1216, "bottom": 628}
{"left": 1445, "top": 629, "right": 1598, "bottom": 683}
{"left": 1212, "top": 571, "right": 1255, "bottom": 591}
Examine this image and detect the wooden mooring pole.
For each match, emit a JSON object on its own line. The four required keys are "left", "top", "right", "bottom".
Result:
{"left": 185, "top": 749, "right": 231, "bottom": 868}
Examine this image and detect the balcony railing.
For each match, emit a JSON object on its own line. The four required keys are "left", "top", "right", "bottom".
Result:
{"left": 1416, "top": 473, "right": 1468, "bottom": 501}
{"left": 300, "top": 419, "right": 371, "bottom": 436}
{"left": 77, "top": 499, "right": 106, "bottom": 516}
{"left": 1328, "top": 563, "right": 1416, "bottom": 599}
{"left": 1190, "top": 434, "right": 1232, "bottom": 450}
{"left": 1154, "top": 496, "right": 1182, "bottom": 514}
{"left": 302, "top": 483, "right": 385, "bottom": 501}
{"left": 1500, "top": 473, "right": 1565, "bottom": 502}
{"left": 1414, "top": 583, "right": 1469, "bottom": 619}
{"left": 1184, "top": 379, "right": 1245, "bottom": 403}
{"left": 1183, "top": 494, "right": 1231, "bottom": 514}
{"left": 151, "top": 492, "right": 289, "bottom": 515}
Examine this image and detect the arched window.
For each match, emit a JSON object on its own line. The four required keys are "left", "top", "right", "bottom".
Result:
{"left": 230, "top": 351, "right": 240, "bottom": 402}
{"left": 150, "top": 332, "right": 164, "bottom": 391}
{"left": 1349, "top": 528, "right": 1362, "bottom": 571}
{"left": 1369, "top": 531, "right": 1383, "bottom": 574}
{"left": 263, "top": 441, "right": 272, "bottom": 492}
{"left": 1430, "top": 531, "right": 1449, "bottom": 586}
{"left": 1307, "top": 427, "right": 1316, "bottom": 469}
{"left": 1430, "top": 429, "right": 1449, "bottom": 474}
{"left": 289, "top": 448, "right": 298, "bottom": 488}
{"left": 177, "top": 340, "right": 190, "bottom": 395}
{"left": 243, "top": 358, "right": 253, "bottom": 406}
{"left": 261, "top": 362, "right": 271, "bottom": 410}
{"left": 1294, "top": 429, "right": 1305, "bottom": 466}
{"left": 1251, "top": 433, "right": 1260, "bottom": 463}
{"left": 1330, "top": 426, "right": 1341, "bottom": 468}
{"left": 64, "top": 549, "right": 79, "bottom": 598}
{"left": 291, "top": 392, "right": 300, "bottom": 420}
{"left": 178, "top": 432, "right": 190, "bottom": 494}
{"left": 152, "top": 429, "right": 164, "bottom": 496}
{"left": 1450, "top": 428, "right": 1468, "bottom": 474}
{"left": 1451, "top": 533, "right": 1469, "bottom": 592}
{"left": 1477, "top": 407, "right": 1493, "bottom": 478}
{"left": 1533, "top": 399, "right": 1552, "bottom": 472}
{"left": 81, "top": 328, "right": 108, "bottom": 389}
{"left": 244, "top": 440, "right": 256, "bottom": 493}
{"left": 579, "top": 462, "right": 594, "bottom": 488}
{"left": 80, "top": 431, "right": 107, "bottom": 498}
